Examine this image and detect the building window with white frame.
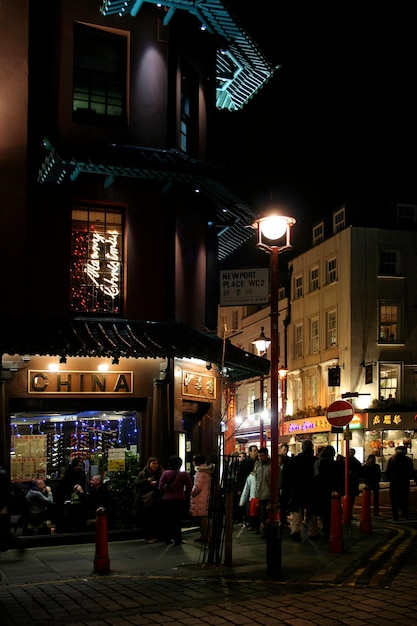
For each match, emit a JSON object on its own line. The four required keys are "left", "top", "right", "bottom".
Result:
{"left": 333, "top": 207, "right": 345, "bottom": 233}
{"left": 247, "top": 385, "right": 256, "bottom": 418}
{"left": 379, "top": 300, "right": 401, "bottom": 342}
{"left": 326, "top": 257, "right": 337, "bottom": 284}
{"left": 294, "top": 324, "right": 303, "bottom": 358}
{"left": 379, "top": 363, "right": 399, "bottom": 402}
{"left": 312, "top": 221, "right": 324, "bottom": 246}
{"left": 306, "top": 374, "right": 319, "bottom": 408}
{"left": 310, "top": 317, "right": 319, "bottom": 354}
{"left": 310, "top": 266, "right": 319, "bottom": 292}
{"left": 292, "top": 378, "right": 302, "bottom": 414}
{"left": 295, "top": 274, "right": 303, "bottom": 298}
{"left": 379, "top": 249, "right": 401, "bottom": 276}
{"left": 397, "top": 203, "right": 417, "bottom": 227}
{"left": 326, "top": 310, "right": 337, "bottom": 348}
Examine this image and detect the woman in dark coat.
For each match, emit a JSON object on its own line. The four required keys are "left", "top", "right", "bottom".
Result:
{"left": 313, "top": 445, "right": 343, "bottom": 539}
{"left": 362, "top": 454, "right": 382, "bottom": 516}
{"left": 133, "top": 456, "right": 164, "bottom": 542}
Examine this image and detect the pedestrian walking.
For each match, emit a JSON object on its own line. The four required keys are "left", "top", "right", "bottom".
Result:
{"left": 237, "top": 445, "right": 258, "bottom": 526}
{"left": 159, "top": 456, "right": 192, "bottom": 545}
{"left": 312, "top": 445, "right": 343, "bottom": 539}
{"left": 362, "top": 454, "right": 382, "bottom": 516}
{"left": 239, "top": 469, "right": 260, "bottom": 532}
{"left": 283, "top": 439, "right": 320, "bottom": 541}
{"left": 385, "top": 445, "right": 415, "bottom": 520}
{"left": 254, "top": 447, "right": 271, "bottom": 538}
{"left": 189, "top": 453, "right": 214, "bottom": 542}
{"left": 0, "top": 466, "right": 25, "bottom": 552}
{"left": 347, "top": 448, "right": 363, "bottom": 521}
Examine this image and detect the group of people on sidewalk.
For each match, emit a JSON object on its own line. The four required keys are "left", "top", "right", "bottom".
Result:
{"left": 132, "top": 453, "right": 214, "bottom": 546}
{"left": 236, "top": 441, "right": 416, "bottom": 543}
{"left": 5, "top": 439, "right": 415, "bottom": 550}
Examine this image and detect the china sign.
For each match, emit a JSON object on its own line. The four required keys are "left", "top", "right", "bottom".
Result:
{"left": 220, "top": 268, "right": 269, "bottom": 306}
{"left": 28, "top": 371, "right": 133, "bottom": 394}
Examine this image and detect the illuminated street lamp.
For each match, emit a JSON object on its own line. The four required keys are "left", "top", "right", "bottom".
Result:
{"left": 252, "top": 327, "right": 271, "bottom": 449}
{"left": 252, "top": 209, "right": 295, "bottom": 577}
{"left": 252, "top": 326, "right": 271, "bottom": 356}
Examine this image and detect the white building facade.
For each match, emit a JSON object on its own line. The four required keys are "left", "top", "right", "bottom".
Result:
{"left": 219, "top": 204, "right": 417, "bottom": 472}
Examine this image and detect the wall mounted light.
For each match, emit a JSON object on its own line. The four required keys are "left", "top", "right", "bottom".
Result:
{"left": 59, "top": 356, "right": 67, "bottom": 364}
{"left": 112, "top": 357, "right": 119, "bottom": 365}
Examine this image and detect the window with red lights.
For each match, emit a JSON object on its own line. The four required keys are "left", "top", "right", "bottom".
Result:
{"left": 70, "top": 204, "right": 123, "bottom": 314}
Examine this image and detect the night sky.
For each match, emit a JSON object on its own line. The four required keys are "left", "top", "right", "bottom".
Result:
{"left": 215, "top": 4, "right": 416, "bottom": 225}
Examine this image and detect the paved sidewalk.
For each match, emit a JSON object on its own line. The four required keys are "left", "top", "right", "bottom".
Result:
{"left": 0, "top": 517, "right": 397, "bottom": 584}
{"left": 1, "top": 515, "right": 417, "bottom": 626}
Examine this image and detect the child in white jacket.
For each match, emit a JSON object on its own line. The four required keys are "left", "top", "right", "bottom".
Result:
{"left": 239, "top": 470, "right": 260, "bottom": 532}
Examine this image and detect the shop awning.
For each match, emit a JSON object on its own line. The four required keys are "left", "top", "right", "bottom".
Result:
{"left": 0, "top": 317, "right": 269, "bottom": 383}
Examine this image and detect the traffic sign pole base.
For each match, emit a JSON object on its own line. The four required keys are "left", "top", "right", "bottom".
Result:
{"left": 342, "top": 494, "right": 352, "bottom": 525}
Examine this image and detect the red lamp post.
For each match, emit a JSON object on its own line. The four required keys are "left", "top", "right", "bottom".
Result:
{"left": 252, "top": 327, "right": 271, "bottom": 450}
{"left": 252, "top": 210, "right": 295, "bottom": 577}
{"left": 278, "top": 366, "right": 288, "bottom": 437}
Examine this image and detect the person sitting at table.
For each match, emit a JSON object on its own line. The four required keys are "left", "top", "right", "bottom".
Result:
{"left": 78, "top": 475, "right": 112, "bottom": 528}
{"left": 54, "top": 458, "right": 87, "bottom": 532}
{"left": 25, "top": 478, "right": 54, "bottom": 534}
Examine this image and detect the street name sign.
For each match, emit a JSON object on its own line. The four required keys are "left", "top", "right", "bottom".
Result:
{"left": 219, "top": 267, "right": 269, "bottom": 306}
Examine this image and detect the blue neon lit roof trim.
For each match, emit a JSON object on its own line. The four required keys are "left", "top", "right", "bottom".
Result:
{"left": 100, "top": 0, "right": 279, "bottom": 110}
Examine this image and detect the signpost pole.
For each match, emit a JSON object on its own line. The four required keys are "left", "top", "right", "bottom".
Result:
{"left": 342, "top": 424, "right": 351, "bottom": 524}
{"left": 326, "top": 400, "right": 355, "bottom": 527}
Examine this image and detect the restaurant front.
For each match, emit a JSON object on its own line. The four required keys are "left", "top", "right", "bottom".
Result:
{"left": 365, "top": 409, "right": 417, "bottom": 475}
{"left": 1, "top": 316, "right": 269, "bottom": 537}
{"left": 282, "top": 412, "right": 366, "bottom": 460}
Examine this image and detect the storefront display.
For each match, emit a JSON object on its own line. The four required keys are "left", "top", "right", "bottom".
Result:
{"left": 10, "top": 412, "right": 139, "bottom": 480}
{"left": 365, "top": 410, "right": 417, "bottom": 474}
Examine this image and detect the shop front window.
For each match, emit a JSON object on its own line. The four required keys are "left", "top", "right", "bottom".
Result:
{"left": 364, "top": 429, "right": 414, "bottom": 473}
{"left": 10, "top": 411, "right": 138, "bottom": 482}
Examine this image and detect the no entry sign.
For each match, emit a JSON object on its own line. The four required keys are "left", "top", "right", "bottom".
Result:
{"left": 326, "top": 400, "right": 354, "bottom": 427}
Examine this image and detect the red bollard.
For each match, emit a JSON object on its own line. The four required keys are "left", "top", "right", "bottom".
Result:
{"left": 360, "top": 485, "right": 372, "bottom": 534}
{"left": 329, "top": 492, "right": 344, "bottom": 553}
{"left": 94, "top": 507, "right": 110, "bottom": 574}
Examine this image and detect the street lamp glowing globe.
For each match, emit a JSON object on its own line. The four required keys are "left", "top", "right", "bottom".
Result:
{"left": 259, "top": 216, "right": 288, "bottom": 241}
{"left": 252, "top": 212, "right": 296, "bottom": 253}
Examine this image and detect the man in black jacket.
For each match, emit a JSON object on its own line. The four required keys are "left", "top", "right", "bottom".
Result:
{"left": 283, "top": 439, "right": 320, "bottom": 541}
{"left": 386, "top": 445, "right": 415, "bottom": 520}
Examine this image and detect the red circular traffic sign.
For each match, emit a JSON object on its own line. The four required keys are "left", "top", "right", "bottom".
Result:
{"left": 326, "top": 400, "right": 354, "bottom": 427}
